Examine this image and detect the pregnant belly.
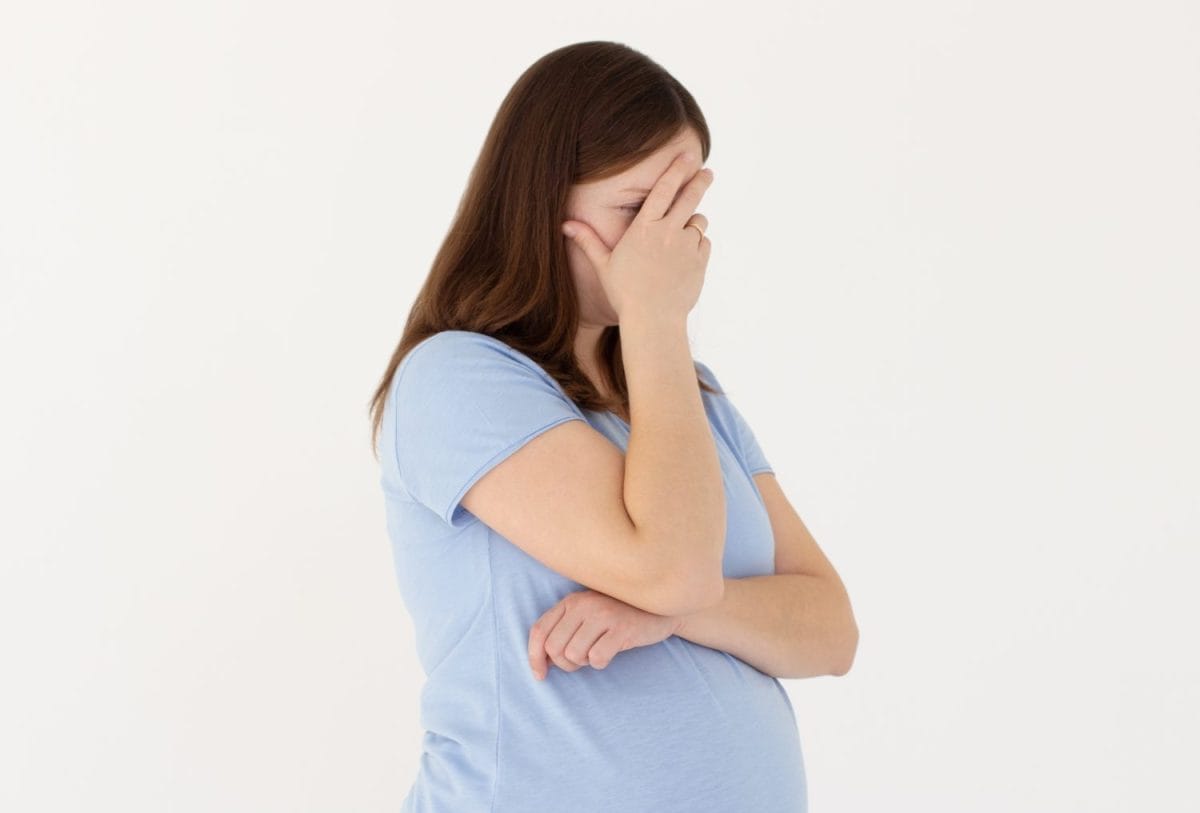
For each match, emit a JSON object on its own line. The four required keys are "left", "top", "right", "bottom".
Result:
{"left": 492, "top": 635, "right": 808, "bottom": 812}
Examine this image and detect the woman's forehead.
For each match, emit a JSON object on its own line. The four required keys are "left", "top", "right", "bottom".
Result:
{"left": 588, "top": 131, "right": 705, "bottom": 195}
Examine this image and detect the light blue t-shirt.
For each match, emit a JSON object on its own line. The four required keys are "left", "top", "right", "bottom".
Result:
{"left": 378, "top": 329, "right": 807, "bottom": 812}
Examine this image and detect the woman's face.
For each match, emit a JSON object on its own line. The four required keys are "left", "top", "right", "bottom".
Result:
{"left": 563, "top": 126, "right": 706, "bottom": 326}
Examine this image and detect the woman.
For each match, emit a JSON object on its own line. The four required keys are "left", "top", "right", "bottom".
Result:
{"left": 368, "top": 40, "right": 857, "bottom": 812}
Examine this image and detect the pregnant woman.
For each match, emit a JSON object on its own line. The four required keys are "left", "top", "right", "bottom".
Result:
{"left": 367, "top": 40, "right": 858, "bottom": 813}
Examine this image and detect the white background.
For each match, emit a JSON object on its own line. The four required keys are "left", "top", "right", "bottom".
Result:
{"left": 2, "top": 2, "right": 1197, "bottom": 810}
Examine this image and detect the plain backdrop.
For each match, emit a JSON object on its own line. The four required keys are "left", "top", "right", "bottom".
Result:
{"left": 2, "top": 2, "right": 1197, "bottom": 811}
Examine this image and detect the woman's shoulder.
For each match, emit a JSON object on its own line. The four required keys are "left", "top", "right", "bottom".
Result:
{"left": 396, "top": 330, "right": 563, "bottom": 397}
{"left": 402, "top": 330, "right": 524, "bottom": 372}
{"left": 408, "top": 329, "right": 511, "bottom": 356}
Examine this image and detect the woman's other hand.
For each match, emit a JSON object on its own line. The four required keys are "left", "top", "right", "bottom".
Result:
{"left": 527, "top": 588, "right": 684, "bottom": 680}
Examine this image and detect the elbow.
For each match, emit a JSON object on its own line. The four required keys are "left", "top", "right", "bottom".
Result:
{"left": 658, "top": 565, "right": 725, "bottom": 617}
{"left": 830, "top": 620, "right": 859, "bottom": 677}
{"left": 677, "top": 566, "right": 726, "bottom": 615}
{"left": 638, "top": 528, "right": 725, "bottom": 616}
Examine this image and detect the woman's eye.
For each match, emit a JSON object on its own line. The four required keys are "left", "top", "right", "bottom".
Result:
{"left": 621, "top": 203, "right": 643, "bottom": 214}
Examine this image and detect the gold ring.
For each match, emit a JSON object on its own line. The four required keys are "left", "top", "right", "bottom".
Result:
{"left": 685, "top": 223, "right": 705, "bottom": 240}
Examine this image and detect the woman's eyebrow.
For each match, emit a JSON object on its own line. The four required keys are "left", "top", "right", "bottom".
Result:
{"left": 618, "top": 186, "right": 651, "bottom": 194}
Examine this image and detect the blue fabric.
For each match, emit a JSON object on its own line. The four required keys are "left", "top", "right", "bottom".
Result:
{"left": 378, "top": 329, "right": 806, "bottom": 812}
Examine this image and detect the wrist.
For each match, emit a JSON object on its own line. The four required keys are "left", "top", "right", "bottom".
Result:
{"left": 618, "top": 308, "right": 688, "bottom": 335}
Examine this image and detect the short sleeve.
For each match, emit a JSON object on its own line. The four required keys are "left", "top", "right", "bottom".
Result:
{"left": 694, "top": 360, "right": 775, "bottom": 476}
{"left": 725, "top": 397, "right": 774, "bottom": 475}
{"left": 391, "top": 331, "right": 587, "bottom": 528}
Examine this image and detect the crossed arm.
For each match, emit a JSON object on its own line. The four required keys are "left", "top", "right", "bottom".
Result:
{"left": 674, "top": 472, "right": 858, "bottom": 679}
{"left": 526, "top": 472, "right": 858, "bottom": 681}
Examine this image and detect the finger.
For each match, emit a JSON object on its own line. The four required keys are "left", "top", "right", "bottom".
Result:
{"left": 588, "top": 627, "right": 627, "bottom": 670}
{"left": 562, "top": 618, "right": 609, "bottom": 670}
{"left": 543, "top": 612, "right": 587, "bottom": 673}
{"left": 561, "top": 220, "right": 610, "bottom": 276}
{"left": 639, "top": 151, "right": 702, "bottom": 222}
{"left": 528, "top": 603, "right": 566, "bottom": 680}
{"left": 662, "top": 165, "right": 713, "bottom": 229}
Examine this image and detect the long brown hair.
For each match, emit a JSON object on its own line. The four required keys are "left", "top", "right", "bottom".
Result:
{"left": 367, "top": 41, "right": 721, "bottom": 459}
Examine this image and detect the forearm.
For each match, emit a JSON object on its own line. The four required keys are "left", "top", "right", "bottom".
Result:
{"left": 620, "top": 313, "right": 726, "bottom": 589}
{"left": 674, "top": 574, "right": 857, "bottom": 679}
